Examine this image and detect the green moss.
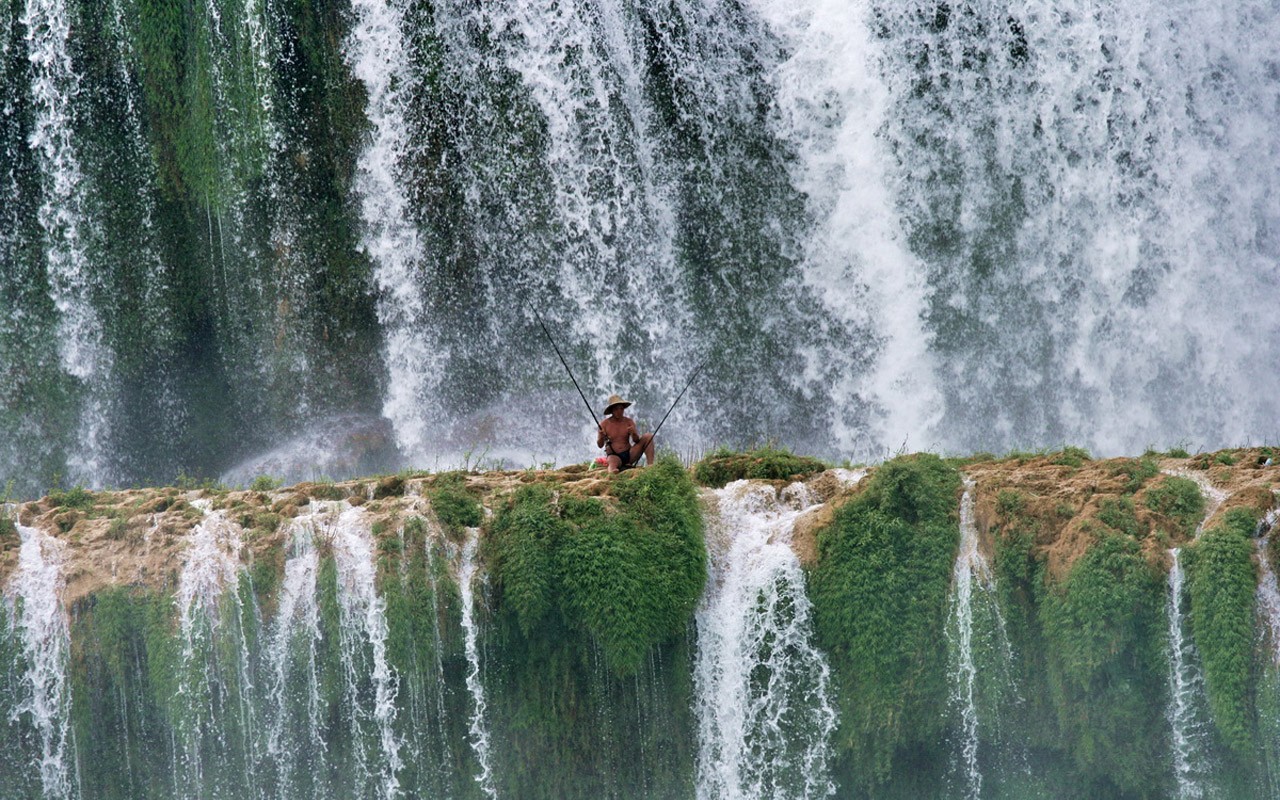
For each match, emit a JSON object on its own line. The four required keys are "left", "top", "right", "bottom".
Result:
{"left": 1185, "top": 508, "right": 1258, "bottom": 756}
{"left": 1040, "top": 533, "right": 1166, "bottom": 794}
{"left": 1144, "top": 476, "right": 1205, "bottom": 538}
{"left": 485, "top": 456, "right": 705, "bottom": 675}
{"left": 807, "top": 453, "right": 961, "bottom": 787}
{"left": 1110, "top": 457, "right": 1159, "bottom": 493}
{"left": 693, "top": 446, "right": 827, "bottom": 488}
{"left": 1050, "top": 446, "right": 1092, "bottom": 468}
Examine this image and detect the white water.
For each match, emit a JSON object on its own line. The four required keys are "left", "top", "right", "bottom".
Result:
{"left": 744, "top": 0, "right": 942, "bottom": 452}
{"left": 327, "top": 504, "right": 404, "bottom": 799}
{"left": 265, "top": 512, "right": 326, "bottom": 795}
{"left": 458, "top": 526, "right": 498, "bottom": 799}
{"left": 345, "top": 0, "right": 437, "bottom": 461}
{"left": 23, "top": 0, "right": 111, "bottom": 484}
{"left": 173, "top": 504, "right": 261, "bottom": 797}
{"left": 947, "top": 481, "right": 996, "bottom": 800}
{"left": 1165, "top": 548, "right": 1212, "bottom": 799}
{"left": 875, "top": 0, "right": 1280, "bottom": 454}
{"left": 1257, "top": 537, "right": 1280, "bottom": 666}
{"left": 4, "top": 523, "right": 75, "bottom": 799}
{"left": 695, "top": 476, "right": 855, "bottom": 799}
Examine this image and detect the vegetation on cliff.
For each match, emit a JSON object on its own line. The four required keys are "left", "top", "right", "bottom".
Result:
{"left": 808, "top": 453, "right": 962, "bottom": 789}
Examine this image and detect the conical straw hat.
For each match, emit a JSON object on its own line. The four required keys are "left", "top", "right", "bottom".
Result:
{"left": 602, "top": 394, "right": 632, "bottom": 414}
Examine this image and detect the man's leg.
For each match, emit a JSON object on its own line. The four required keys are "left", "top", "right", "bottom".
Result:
{"left": 607, "top": 454, "right": 623, "bottom": 473}
{"left": 631, "top": 434, "right": 655, "bottom": 466}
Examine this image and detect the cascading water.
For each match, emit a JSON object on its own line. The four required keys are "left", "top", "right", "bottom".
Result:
{"left": 694, "top": 477, "right": 853, "bottom": 799}
{"left": 264, "top": 510, "right": 326, "bottom": 798}
{"left": 458, "top": 526, "right": 498, "bottom": 799}
{"left": 1165, "top": 548, "right": 1213, "bottom": 799}
{"left": 945, "top": 480, "right": 1018, "bottom": 800}
{"left": 22, "top": 0, "right": 110, "bottom": 485}
{"left": 875, "top": 0, "right": 1280, "bottom": 454}
{"left": 4, "top": 521, "right": 76, "bottom": 799}
{"left": 172, "top": 503, "right": 261, "bottom": 799}
{"left": 345, "top": 0, "right": 437, "bottom": 461}
{"left": 327, "top": 504, "right": 404, "bottom": 799}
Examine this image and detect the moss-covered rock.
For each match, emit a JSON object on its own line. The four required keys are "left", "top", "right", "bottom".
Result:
{"left": 693, "top": 446, "right": 827, "bottom": 488}
{"left": 1185, "top": 508, "right": 1259, "bottom": 756}
{"left": 808, "top": 453, "right": 961, "bottom": 789}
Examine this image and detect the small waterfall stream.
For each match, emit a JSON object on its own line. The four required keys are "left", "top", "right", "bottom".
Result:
{"left": 345, "top": 0, "right": 435, "bottom": 460}
{"left": 694, "top": 475, "right": 859, "bottom": 799}
{"left": 328, "top": 504, "right": 404, "bottom": 799}
{"left": 458, "top": 526, "right": 498, "bottom": 799}
{"left": 1165, "top": 548, "right": 1212, "bottom": 800}
{"left": 5, "top": 521, "right": 75, "bottom": 799}
{"left": 265, "top": 510, "right": 326, "bottom": 797}
{"left": 173, "top": 503, "right": 260, "bottom": 799}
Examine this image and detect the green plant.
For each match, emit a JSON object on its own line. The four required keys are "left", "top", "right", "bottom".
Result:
{"left": 692, "top": 446, "right": 826, "bottom": 488}
{"left": 484, "top": 456, "right": 706, "bottom": 675}
{"left": 1040, "top": 532, "right": 1166, "bottom": 794}
{"left": 1096, "top": 497, "right": 1142, "bottom": 538}
{"left": 1050, "top": 446, "right": 1092, "bottom": 468}
{"left": 48, "top": 485, "right": 96, "bottom": 510}
{"left": 1144, "top": 476, "right": 1205, "bottom": 538}
{"left": 1214, "top": 451, "right": 1238, "bottom": 466}
{"left": 250, "top": 475, "right": 282, "bottom": 492}
{"left": 1168, "top": 447, "right": 1191, "bottom": 459}
{"left": 1110, "top": 457, "right": 1159, "bottom": 493}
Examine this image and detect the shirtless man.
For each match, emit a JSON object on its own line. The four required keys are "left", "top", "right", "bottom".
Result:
{"left": 596, "top": 394, "right": 655, "bottom": 473}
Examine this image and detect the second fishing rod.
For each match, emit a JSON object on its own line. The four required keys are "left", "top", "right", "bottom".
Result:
{"left": 530, "top": 307, "right": 708, "bottom": 452}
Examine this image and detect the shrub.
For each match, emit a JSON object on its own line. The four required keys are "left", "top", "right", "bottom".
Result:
{"left": 1144, "top": 476, "right": 1205, "bottom": 538}
{"left": 1050, "top": 446, "right": 1092, "bottom": 468}
{"left": 1110, "top": 457, "right": 1159, "bottom": 493}
{"left": 693, "top": 446, "right": 827, "bottom": 488}
{"left": 250, "top": 475, "right": 282, "bottom": 492}
{"left": 48, "top": 485, "right": 96, "bottom": 510}
{"left": 484, "top": 456, "right": 705, "bottom": 675}
{"left": 1096, "top": 497, "right": 1142, "bottom": 539}
{"left": 807, "top": 454, "right": 961, "bottom": 786}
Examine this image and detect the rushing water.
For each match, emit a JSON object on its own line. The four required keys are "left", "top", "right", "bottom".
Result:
{"left": 458, "top": 526, "right": 498, "bottom": 798}
{"left": 4, "top": 0, "right": 1278, "bottom": 492}
{"left": 1165, "top": 548, "right": 1214, "bottom": 800}
{"left": 4, "top": 522, "right": 75, "bottom": 799}
{"left": 694, "top": 477, "right": 853, "bottom": 799}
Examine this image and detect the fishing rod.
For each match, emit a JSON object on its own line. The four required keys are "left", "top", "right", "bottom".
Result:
{"left": 650, "top": 355, "right": 710, "bottom": 443}
{"left": 531, "top": 307, "right": 601, "bottom": 430}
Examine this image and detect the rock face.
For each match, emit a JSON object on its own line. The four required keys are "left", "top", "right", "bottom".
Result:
{"left": 2, "top": 447, "right": 1280, "bottom": 799}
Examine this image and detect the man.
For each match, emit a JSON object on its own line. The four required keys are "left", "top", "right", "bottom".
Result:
{"left": 597, "top": 394, "right": 655, "bottom": 473}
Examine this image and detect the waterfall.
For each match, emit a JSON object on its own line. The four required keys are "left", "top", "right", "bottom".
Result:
{"left": 345, "top": 0, "right": 436, "bottom": 460}
{"left": 948, "top": 481, "right": 991, "bottom": 799}
{"left": 328, "top": 504, "right": 404, "bottom": 799}
{"left": 743, "top": 0, "right": 942, "bottom": 451}
{"left": 874, "top": 0, "right": 1280, "bottom": 454}
{"left": 694, "top": 477, "right": 854, "bottom": 799}
{"left": 458, "top": 526, "right": 498, "bottom": 799}
{"left": 265, "top": 512, "right": 326, "bottom": 798}
{"left": 22, "top": 0, "right": 110, "bottom": 485}
{"left": 1258, "top": 535, "right": 1280, "bottom": 665}
{"left": 1165, "top": 548, "right": 1212, "bottom": 799}
{"left": 4, "top": 522, "right": 76, "bottom": 799}
{"left": 173, "top": 504, "right": 262, "bottom": 799}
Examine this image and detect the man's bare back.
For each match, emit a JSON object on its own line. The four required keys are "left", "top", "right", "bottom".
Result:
{"left": 596, "top": 394, "right": 655, "bottom": 473}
